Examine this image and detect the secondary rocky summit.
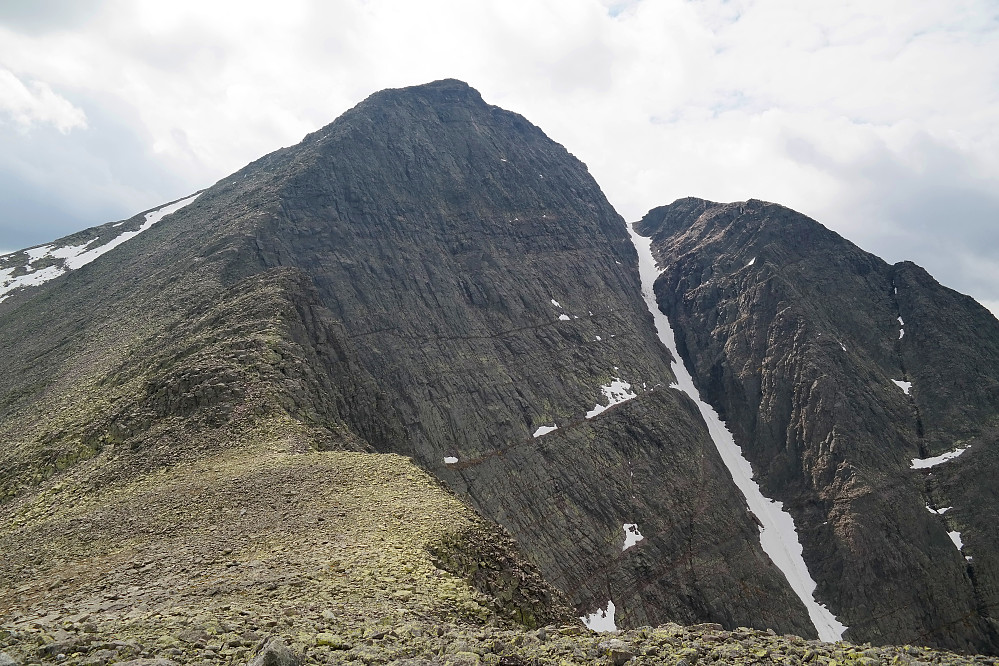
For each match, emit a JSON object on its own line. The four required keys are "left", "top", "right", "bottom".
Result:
{"left": 1, "top": 81, "right": 997, "bottom": 664}
{"left": 639, "top": 198, "right": 999, "bottom": 653}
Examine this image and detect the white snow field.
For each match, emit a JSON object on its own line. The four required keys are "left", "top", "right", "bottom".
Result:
{"left": 622, "top": 523, "right": 645, "bottom": 551}
{"left": 585, "top": 379, "right": 637, "bottom": 419}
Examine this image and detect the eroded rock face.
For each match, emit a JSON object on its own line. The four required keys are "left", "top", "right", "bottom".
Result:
{"left": 639, "top": 197, "right": 999, "bottom": 653}
{"left": 0, "top": 82, "right": 811, "bottom": 636}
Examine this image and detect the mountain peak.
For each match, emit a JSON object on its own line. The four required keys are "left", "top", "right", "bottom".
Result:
{"left": 356, "top": 78, "right": 487, "bottom": 112}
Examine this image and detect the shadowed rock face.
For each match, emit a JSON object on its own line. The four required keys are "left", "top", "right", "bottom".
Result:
{"left": 0, "top": 81, "right": 814, "bottom": 638}
{"left": 639, "top": 197, "right": 999, "bottom": 653}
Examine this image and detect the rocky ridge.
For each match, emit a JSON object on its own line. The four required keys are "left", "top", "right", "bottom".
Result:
{"left": 638, "top": 198, "right": 999, "bottom": 653}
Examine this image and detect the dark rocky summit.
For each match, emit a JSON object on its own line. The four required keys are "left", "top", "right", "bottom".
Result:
{"left": 638, "top": 197, "right": 999, "bottom": 653}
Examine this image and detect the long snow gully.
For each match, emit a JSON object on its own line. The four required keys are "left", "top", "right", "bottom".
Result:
{"left": 629, "top": 225, "right": 848, "bottom": 643}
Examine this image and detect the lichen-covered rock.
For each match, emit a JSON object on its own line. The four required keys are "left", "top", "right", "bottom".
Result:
{"left": 248, "top": 639, "right": 300, "bottom": 666}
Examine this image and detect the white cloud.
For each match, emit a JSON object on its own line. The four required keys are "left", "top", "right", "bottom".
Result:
{"left": 0, "top": 0, "right": 997, "bottom": 308}
{"left": 0, "top": 68, "right": 86, "bottom": 133}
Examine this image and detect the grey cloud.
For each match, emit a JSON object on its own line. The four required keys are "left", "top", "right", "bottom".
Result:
{"left": 784, "top": 129, "right": 999, "bottom": 306}
{"left": 0, "top": 0, "right": 106, "bottom": 34}
{"left": 0, "top": 92, "right": 205, "bottom": 251}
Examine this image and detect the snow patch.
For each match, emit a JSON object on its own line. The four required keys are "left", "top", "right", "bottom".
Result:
{"left": 551, "top": 298, "right": 561, "bottom": 308}
{"left": 585, "top": 379, "right": 637, "bottom": 419}
{"left": 1, "top": 265, "right": 65, "bottom": 300}
{"left": 595, "top": 336, "right": 602, "bottom": 341}
{"left": 911, "top": 445, "right": 970, "bottom": 469}
{"left": 0, "top": 194, "right": 199, "bottom": 303}
{"left": 630, "top": 225, "right": 848, "bottom": 642}
{"left": 25, "top": 245, "right": 53, "bottom": 263}
{"left": 927, "top": 505, "right": 952, "bottom": 515}
{"left": 443, "top": 456, "right": 458, "bottom": 465}
{"left": 50, "top": 240, "right": 98, "bottom": 260}
{"left": 533, "top": 425, "right": 557, "bottom": 438}
{"left": 892, "top": 379, "right": 912, "bottom": 395}
{"left": 746, "top": 257, "right": 756, "bottom": 267}
{"left": 558, "top": 314, "right": 571, "bottom": 321}
{"left": 581, "top": 599, "right": 617, "bottom": 632}
{"left": 65, "top": 193, "right": 199, "bottom": 270}
{"left": 622, "top": 523, "right": 644, "bottom": 551}
{"left": 898, "top": 316, "right": 905, "bottom": 339}
{"left": 948, "top": 531, "right": 964, "bottom": 550}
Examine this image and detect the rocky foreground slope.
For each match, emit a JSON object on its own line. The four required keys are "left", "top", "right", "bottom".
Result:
{"left": 639, "top": 198, "right": 999, "bottom": 653}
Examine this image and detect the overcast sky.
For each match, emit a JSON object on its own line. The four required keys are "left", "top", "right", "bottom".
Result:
{"left": 1, "top": 0, "right": 997, "bottom": 314}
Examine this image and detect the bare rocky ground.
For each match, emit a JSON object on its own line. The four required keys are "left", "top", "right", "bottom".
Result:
{"left": 1, "top": 417, "right": 996, "bottom": 666}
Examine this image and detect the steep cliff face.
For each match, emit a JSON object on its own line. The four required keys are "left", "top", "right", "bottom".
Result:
{"left": 639, "top": 198, "right": 999, "bottom": 653}
{"left": 0, "top": 81, "right": 814, "bottom": 639}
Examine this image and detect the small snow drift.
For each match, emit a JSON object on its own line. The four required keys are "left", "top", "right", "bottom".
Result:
{"left": 532, "top": 425, "right": 557, "bottom": 438}
{"left": 585, "top": 379, "right": 637, "bottom": 419}
{"left": 622, "top": 523, "right": 644, "bottom": 551}
{"left": 892, "top": 379, "right": 912, "bottom": 395}
{"left": 911, "top": 445, "right": 970, "bottom": 470}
